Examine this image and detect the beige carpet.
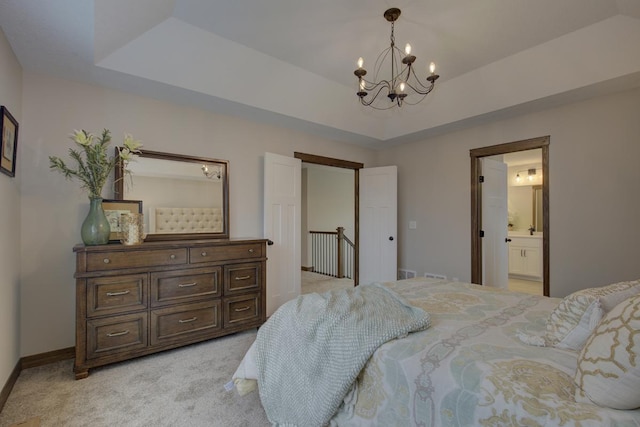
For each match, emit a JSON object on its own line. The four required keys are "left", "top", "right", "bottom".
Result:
{"left": 1, "top": 274, "right": 353, "bottom": 427}
{"left": 301, "top": 271, "right": 354, "bottom": 295}
{"left": 0, "top": 331, "right": 269, "bottom": 427}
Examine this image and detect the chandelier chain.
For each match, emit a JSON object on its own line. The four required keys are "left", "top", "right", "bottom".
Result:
{"left": 390, "top": 21, "right": 395, "bottom": 47}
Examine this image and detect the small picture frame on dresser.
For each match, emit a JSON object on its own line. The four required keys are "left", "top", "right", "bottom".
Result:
{"left": 103, "top": 199, "right": 143, "bottom": 242}
{"left": 0, "top": 105, "right": 19, "bottom": 178}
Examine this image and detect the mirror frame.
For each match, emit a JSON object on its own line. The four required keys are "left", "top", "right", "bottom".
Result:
{"left": 115, "top": 149, "right": 230, "bottom": 241}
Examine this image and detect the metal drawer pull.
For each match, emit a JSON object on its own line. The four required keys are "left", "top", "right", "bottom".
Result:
{"left": 103, "top": 258, "right": 110, "bottom": 264}
{"left": 170, "top": 254, "right": 176, "bottom": 260}
{"left": 235, "top": 275, "right": 251, "bottom": 280}
{"left": 201, "top": 252, "right": 207, "bottom": 257}
{"left": 106, "top": 330, "right": 130, "bottom": 337}
{"left": 248, "top": 249, "right": 254, "bottom": 253}
{"left": 234, "top": 306, "right": 251, "bottom": 312}
{"left": 106, "top": 290, "right": 130, "bottom": 296}
{"left": 178, "top": 282, "right": 197, "bottom": 288}
{"left": 179, "top": 317, "right": 197, "bottom": 323}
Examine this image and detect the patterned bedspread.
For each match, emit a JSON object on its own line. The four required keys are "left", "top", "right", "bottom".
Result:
{"left": 330, "top": 278, "right": 640, "bottom": 426}
{"left": 234, "top": 278, "right": 640, "bottom": 426}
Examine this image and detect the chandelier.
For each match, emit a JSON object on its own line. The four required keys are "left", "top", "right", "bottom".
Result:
{"left": 201, "top": 164, "right": 221, "bottom": 180}
{"left": 354, "top": 8, "right": 439, "bottom": 109}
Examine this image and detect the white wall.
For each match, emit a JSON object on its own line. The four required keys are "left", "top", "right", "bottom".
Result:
{"left": 306, "top": 165, "right": 354, "bottom": 235}
{"left": 19, "top": 73, "right": 376, "bottom": 356}
{"left": 0, "top": 28, "right": 22, "bottom": 388}
{"left": 379, "top": 87, "right": 640, "bottom": 298}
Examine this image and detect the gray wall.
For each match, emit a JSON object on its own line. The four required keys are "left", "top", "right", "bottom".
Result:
{"left": 0, "top": 27, "right": 22, "bottom": 390}
{"left": 379, "top": 87, "right": 640, "bottom": 297}
{"left": 18, "top": 73, "right": 376, "bottom": 357}
{"left": 5, "top": 57, "right": 640, "bottom": 369}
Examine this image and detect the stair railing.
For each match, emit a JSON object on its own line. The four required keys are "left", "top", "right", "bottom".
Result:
{"left": 309, "top": 227, "right": 354, "bottom": 279}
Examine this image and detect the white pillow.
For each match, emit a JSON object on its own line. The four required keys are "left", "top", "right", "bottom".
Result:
{"left": 545, "top": 280, "right": 640, "bottom": 350}
{"left": 232, "top": 341, "right": 259, "bottom": 396}
{"left": 575, "top": 294, "right": 640, "bottom": 409}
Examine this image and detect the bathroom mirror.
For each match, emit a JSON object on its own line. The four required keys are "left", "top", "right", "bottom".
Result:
{"left": 114, "top": 149, "right": 229, "bottom": 241}
{"left": 532, "top": 185, "right": 543, "bottom": 232}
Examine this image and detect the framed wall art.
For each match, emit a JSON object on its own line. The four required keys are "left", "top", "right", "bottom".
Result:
{"left": 0, "top": 105, "right": 18, "bottom": 177}
{"left": 102, "top": 199, "right": 143, "bottom": 242}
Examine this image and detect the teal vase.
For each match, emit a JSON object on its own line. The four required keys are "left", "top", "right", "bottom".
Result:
{"left": 81, "top": 197, "right": 110, "bottom": 245}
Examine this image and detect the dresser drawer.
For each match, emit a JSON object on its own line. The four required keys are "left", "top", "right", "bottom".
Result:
{"left": 87, "top": 313, "right": 147, "bottom": 359}
{"left": 190, "top": 243, "right": 262, "bottom": 264}
{"left": 224, "top": 293, "right": 261, "bottom": 327}
{"left": 224, "top": 263, "right": 261, "bottom": 294}
{"left": 86, "top": 248, "right": 188, "bottom": 272}
{"left": 150, "top": 300, "right": 222, "bottom": 346}
{"left": 87, "top": 274, "right": 147, "bottom": 317}
{"left": 150, "top": 267, "right": 222, "bottom": 307}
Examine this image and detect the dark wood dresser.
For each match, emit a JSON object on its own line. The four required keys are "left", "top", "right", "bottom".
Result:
{"left": 73, "top": 238, "right": 267, "bottom": 379}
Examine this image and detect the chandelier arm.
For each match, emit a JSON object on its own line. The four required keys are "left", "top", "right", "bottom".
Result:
{"left": 372, "top": 46, "right": 393, "bottom": 85}
{"left": 390, "top": 45, "right": 406, "bottom": 89}
{"left": 402, "top": 93, "right": 431, "bottom": 106}
{"left": 359, "top": 85, "right": 392, "bottom": 107}
{"left": 406, "top": 66, "right": 434, "bottom": 92}
{"left": 360, "top": 77, "right": 392, "bottom": 93}
{"left": 401, "top": 84, "right": 436, "bottom": 105}
{"left": 360, "top": 99, "right": 398, "bottom": 111}
{"left": 403, "top": 80, "right": 435, "bottom": 96}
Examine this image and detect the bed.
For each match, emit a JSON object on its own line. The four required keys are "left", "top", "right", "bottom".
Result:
{"left": 233, "top": 277, "right": 640, "bottom": 426}
{"left": 148, "top": 206, "right": 223, "bottom": 233}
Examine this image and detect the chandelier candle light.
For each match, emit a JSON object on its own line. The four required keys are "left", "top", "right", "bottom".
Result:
{"left": 354, "top": 8, "right": 439, "bottom": 109}
{"left": 201, "top": 164, "right": 222, "bottom": 180}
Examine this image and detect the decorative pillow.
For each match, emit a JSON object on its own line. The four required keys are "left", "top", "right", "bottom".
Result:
{"left": 574, "top": 294, "right": 640, "bottom": 409}
{"left": 544, "top": 280, "right": 640, "bottom": 350}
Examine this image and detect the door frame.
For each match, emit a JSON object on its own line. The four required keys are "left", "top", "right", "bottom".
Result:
{"left": 294, "top": 152, "right": 363, "bottom": 285}
{"left": 470, "top": 136, "right": 550, "bottom": 296}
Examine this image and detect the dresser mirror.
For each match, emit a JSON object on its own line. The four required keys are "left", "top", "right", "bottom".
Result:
{"left": 114, "top": 149, "right": 229, "bottom": 241}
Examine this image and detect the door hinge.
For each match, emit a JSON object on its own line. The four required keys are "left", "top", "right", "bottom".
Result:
{"left": 480, "top": 230, "right": 485, "bottom": 238}
{"left": 479, "top": 175, "right": 485, "bottom": 183}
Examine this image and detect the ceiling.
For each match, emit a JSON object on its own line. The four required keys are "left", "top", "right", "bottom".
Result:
{"left": 1, "top": 0, "right": 640, "bottom": 149}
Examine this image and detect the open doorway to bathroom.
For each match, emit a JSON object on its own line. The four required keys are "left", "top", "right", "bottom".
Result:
{"left": 470, "top": 136, "right": 550, "bottom": 296}
{"left": 502, "top": 149, "right": 544, "bottom": 295}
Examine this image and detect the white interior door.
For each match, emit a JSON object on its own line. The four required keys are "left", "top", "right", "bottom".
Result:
{"left": 359, "top": 166, "right": 397, "bottom": 285}
{"left": 481, "top": 158, "right": 508, "bottom": 288}
{"left": 264, "top": 152, "right": 301, "bottom": 316}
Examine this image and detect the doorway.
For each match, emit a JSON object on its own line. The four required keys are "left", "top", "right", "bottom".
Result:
{"left": 470, "top": 136, "right": 550, "bottom": 296}
{"left": 294, "top": 152, "right": 363, "bottom": 286}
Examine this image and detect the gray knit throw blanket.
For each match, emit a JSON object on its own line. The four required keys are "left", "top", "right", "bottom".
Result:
{"left": 254, "top": 282, "right": 431, "bottom": 426}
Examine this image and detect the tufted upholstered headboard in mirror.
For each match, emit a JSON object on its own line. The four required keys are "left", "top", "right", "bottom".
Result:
{"left": 114, "top": 149, "right": 229, "bottom": 241}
